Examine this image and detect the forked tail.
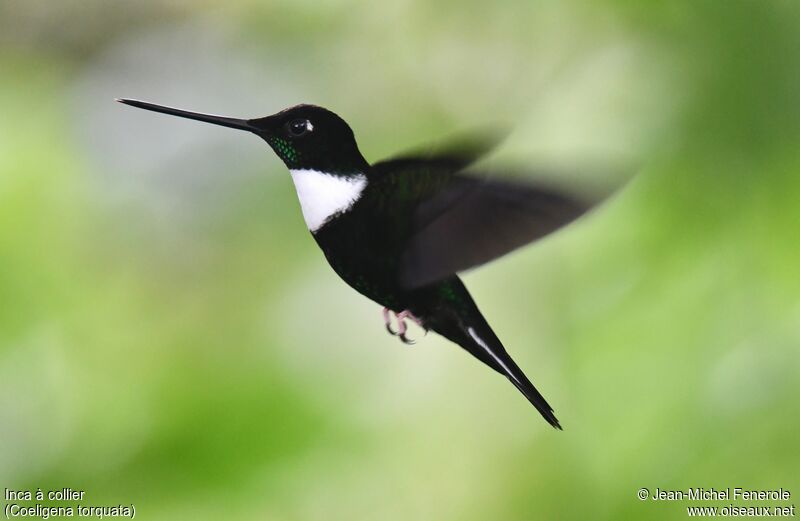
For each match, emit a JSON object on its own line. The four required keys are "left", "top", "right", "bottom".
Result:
{"left": 429, "top": 287, "right": 562, "bottom": 429}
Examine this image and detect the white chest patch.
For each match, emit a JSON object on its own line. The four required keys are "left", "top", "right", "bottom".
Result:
{"left": 289, "top": 169, "right": 367, "bottom": 232}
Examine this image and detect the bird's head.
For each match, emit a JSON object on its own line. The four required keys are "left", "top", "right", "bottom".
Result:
{"left": 116, "top": 99, "right": 369, "bottom": 175}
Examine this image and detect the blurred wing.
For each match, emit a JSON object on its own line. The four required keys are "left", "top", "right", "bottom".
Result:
{"left": 370, "top": 135, "right": 600, "bottom": 289}
{"left": 398, "top": 173, "right": 592, "bottom": 289}
{"left": 371, "top": 127, "right": 506, "bottom": 175}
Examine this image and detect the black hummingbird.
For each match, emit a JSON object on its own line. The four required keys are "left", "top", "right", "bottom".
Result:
{"left": 117, "top": 98, "right": 599, "bottom": 429}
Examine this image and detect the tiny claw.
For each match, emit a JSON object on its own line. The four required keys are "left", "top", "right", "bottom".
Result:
{"left": 399, "top": 332, "right": 416, "bottom": 345}
{"left": 381, "top": 307, "right": 426, "bottom": 346}
{"left": 383, "top": 307, "right": 398, "bottom": 336}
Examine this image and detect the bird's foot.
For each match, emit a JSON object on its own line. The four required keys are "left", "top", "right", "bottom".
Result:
{"left": 382, "top": 308, "right": 427, "bottom": 345}
{"left": 382, "top": 307, "right": 397, "bottom": 335}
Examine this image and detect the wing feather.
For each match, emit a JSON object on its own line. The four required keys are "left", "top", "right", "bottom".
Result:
{"left": 398, "top": 174, "right": 590, "bottom": 288}
{"left": 369, "top": 146, "right": 600, "bottom": 289}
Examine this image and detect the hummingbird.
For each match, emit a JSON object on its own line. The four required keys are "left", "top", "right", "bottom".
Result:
{"left": 117, "top": 98, "right": 598, "bottom": 429}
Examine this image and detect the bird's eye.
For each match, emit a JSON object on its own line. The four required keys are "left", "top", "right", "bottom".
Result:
{"left": 287, "top": 119, "right": 313, "bottom": 137}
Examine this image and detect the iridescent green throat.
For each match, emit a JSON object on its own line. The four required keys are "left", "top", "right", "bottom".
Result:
{"left": 267, "top": 136, "right": 300, "bottom": 167}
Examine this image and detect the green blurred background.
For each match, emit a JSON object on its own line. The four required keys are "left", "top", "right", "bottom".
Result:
{"left": 1, "top": 1, "right": 799, "bottom": 519}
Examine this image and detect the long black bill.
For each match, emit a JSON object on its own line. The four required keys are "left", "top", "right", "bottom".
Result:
{"left": 116, "top": 98, "right": 257, "bottom": 132}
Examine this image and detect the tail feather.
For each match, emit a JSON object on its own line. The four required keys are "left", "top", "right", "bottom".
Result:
{"left": 465, "top": 325, "right": 562, "bottom": 429}
{"left": 430, "top": 301, "right": 562, "bottom": 429}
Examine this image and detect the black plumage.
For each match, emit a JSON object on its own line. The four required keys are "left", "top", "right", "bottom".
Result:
{"left": 118, "top": 99, "right": 605, "bottom": 429}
